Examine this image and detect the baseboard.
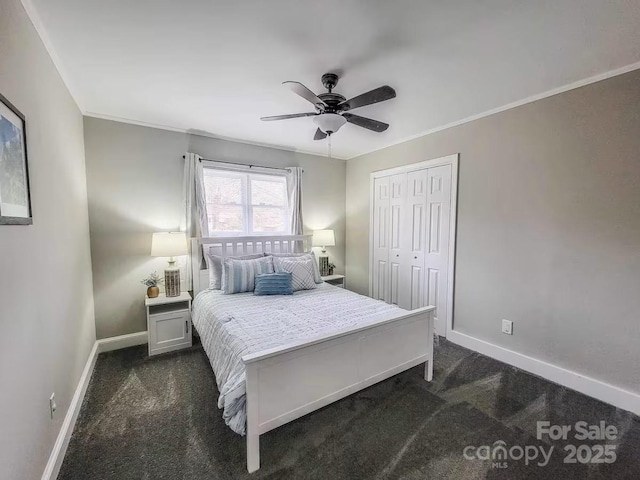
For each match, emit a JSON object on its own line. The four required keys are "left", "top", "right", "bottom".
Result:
{"left": 447, "top": 330, "right": 640, "bottom": 417}
{"left": 41, "top": 341, "right": 99, "bottom": 480}
{"left": 41, "top": 332, "right": 148, "bottom": 480}
{"left": 97, "top": 331, "right": 148, "bottom": 353}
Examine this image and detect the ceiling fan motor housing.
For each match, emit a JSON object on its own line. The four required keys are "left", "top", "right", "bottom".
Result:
{"left": 317, "top": 92, "right": 346, "bottom": 112}
{"left": 318, "top": 73, "right": 346, "bottom": 112}
{"left": 321, "top": 72, "right": 339, "bottom": 92}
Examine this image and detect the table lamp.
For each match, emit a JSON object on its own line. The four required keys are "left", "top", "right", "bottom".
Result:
{"left": 151, "top": 232, "right": 187, "bottom": 297}
{"left": 312, "top": 229, "right": 335, "bottom": 276}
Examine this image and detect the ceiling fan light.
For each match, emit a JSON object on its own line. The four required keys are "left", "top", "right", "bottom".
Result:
{"left": 313, "top": 113, "right": 347, "bottom": 134}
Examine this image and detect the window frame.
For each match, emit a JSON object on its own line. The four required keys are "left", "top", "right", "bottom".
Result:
{"left": 202, "top": 165, "right": 290, "bottom": 237}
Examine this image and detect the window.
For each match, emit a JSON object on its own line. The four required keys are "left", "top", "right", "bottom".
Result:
{"left": 203, "top": 168, "right": 290, "bottom": 236}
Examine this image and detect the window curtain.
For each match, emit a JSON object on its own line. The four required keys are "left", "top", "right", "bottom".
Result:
{"left": 181, "top": 152, "right": 209, "bottom": 290}
{"left": 286, "top": 167, "right": 304, "bottom": 252}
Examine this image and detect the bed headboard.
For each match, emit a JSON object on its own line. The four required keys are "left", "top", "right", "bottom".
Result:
{"left": 191, "top": 235, "right": 313, "bottom": 295}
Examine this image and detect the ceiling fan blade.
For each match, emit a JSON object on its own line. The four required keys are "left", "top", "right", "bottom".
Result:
{"left": 284, "top": 81, "right": 326, "bottom": 107}
{"left": 313, "top": 128, "right": 327, "bottom": 140}
{"left": 342, "top": 113, "right": 389, "bottom": 132}
{"left": 260, "top": 112, "right": 317, "bottom": 121}
{"left": 338, "top": 85, "right": 396, "bottom": 112}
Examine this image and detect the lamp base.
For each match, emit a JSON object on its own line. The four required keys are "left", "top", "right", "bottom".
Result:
{"left": 164, "top": 268, "right": 181, "bottom": 297}
{"left": 319, "top": 256, "right": 330, "bottom": 277}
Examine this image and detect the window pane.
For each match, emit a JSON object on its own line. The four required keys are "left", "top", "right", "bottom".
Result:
{"left": 252, "top": 207, "right": 285, "bottom": 233}
{"left": 202, "top": 168, "right": 290, "bottom": 235}
{"left": 209, "top": 205, "right": 243, "bottom": 232}
{"left": 205, "top": 175, "right": 242, "bottom": 205}
{"left": 251, "top": 179, "right": 285, "bottom": 206}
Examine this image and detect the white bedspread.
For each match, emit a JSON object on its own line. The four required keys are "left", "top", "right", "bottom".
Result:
{"left": 191, "top": 283, "right": 401, "bottom": 435}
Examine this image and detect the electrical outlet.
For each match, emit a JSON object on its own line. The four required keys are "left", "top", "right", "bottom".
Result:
{"left": 49, "top": 393, "right": 57, "bottom": 419}
{"left": 502, "top": 319, "right": 513, "bottom": 335}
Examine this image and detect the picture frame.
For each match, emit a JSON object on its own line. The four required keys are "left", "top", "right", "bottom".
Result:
{"left": 0, "top": 92, "right": 32, "bottom": 225}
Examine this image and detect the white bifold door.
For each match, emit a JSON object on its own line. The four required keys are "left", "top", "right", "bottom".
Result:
{"left": 371, "top": 156, "right": 456, "bottom": 336}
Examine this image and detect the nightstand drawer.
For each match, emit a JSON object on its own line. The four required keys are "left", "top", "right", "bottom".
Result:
{"left": 148, "top": 310, "right": 192, "bottom": 356}
{"left": 321, "top": 274, "right": 345, "bottom": 288}
{"left": 149, "top": 301, "right": 190, "bottom": 316}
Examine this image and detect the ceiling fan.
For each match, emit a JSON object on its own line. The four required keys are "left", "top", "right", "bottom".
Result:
{"left": 260, "top": 73, "right": 396, "bottom": 140}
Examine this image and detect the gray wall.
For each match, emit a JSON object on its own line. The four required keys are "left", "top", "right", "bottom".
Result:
{"left": 0, "top": 0, "right": 96, "bottom": 478}
{"left": 346, "top": 70, "right": 640, "bottom": 394}
{"left": 84, "top": 117, "right": 346, "bottom": 339}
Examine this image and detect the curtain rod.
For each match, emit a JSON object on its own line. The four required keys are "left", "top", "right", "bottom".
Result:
{"left": 182, "top": 155, "right": 302, "bottom": 173}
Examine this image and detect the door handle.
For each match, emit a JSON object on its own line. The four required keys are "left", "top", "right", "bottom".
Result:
{"left": 396, "top": 254, "right": 399, "bottom": 257}
{"left": 414, "top": 256, "right": 418, "bottom": 259}
{"left": 185, "top": 320, "right": 189, "bottom": 335}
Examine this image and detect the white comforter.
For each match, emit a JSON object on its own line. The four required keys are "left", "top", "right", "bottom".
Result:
{"left": 191, "top": 283, "right": 401, "bottom": 434}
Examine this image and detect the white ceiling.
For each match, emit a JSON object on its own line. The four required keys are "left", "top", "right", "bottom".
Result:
{"left": 27, "top": 0, "right": 640, "bottom": 159}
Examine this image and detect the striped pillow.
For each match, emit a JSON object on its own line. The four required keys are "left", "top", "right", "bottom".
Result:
{"left": 206, "top": 251, "right": 265, "bottom": 289}
{"left": 221, "top": 256, "right": 274, "bottom": 294}
{"left": 254, "top": 273, "right": 293, "bottom": 296}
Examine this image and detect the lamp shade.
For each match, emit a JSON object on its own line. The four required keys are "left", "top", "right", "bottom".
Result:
{"left": 312, "top": 229, "right": 335, "bottom": 247}
{"left": 313, "top": 114, "right": 347, "bottom": 134}
{"left": 151, "top": 232, "right": 188, "bottom": 257}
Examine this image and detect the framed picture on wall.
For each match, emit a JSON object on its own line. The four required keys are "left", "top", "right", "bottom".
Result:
{"left": 0, "top": 93, "right": 32, "bottom": 225}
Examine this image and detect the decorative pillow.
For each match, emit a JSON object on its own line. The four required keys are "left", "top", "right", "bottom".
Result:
{"left": 206, "top": 251, "right": 265, "bottom": 289}
{"left": 273, "top": 256, "right": 317, "bottom": 292}
{"left": 221, "top": 256, "right": 274, "bottom": 294}
{"left": 254, "top": 273, "right": 293, "bottom": 296}
{"left": 270, "top": 251, "right": 322, "bottom": 284}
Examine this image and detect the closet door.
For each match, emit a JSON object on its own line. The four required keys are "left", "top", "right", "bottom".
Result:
{"left": 388, "top": 174, "right": 407, "bottom": 307}
{"left": 371, "top": 176, "right": 390, "bottom": 302}
{"left": 425, "top": 164, "right": 452, "bottom": 335}
{"left": 406, "top": 170, "right": 428, "bottom": 310}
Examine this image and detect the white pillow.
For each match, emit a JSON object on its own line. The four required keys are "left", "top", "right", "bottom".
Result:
{"left": 273, "top": 256, "right": 317, "bottom": 292}
{"left": 221, "top": 256, "right": 274, "bottom": 294}
{"left": 270, "top": 252, "right": 322, "bottom": 284}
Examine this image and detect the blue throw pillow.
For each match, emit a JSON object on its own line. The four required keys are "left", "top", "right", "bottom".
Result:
{"left": 254, "top": 273, "right": 293, "bottom": 296}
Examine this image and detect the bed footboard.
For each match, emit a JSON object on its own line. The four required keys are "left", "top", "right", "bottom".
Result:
{"left": 242, "top": 306, "right": 435, "bottom": 473}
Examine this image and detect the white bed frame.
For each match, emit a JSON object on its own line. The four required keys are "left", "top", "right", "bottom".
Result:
{"left": 192, "top": 235, "right": 435, "bottom": 473}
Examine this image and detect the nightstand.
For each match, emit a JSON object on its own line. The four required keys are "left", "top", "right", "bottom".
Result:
{"left": 145, "top": 292, "right": 192, "bottom": 356}
{"left": 322, "top": 274, "right": 345, "bottom": 288}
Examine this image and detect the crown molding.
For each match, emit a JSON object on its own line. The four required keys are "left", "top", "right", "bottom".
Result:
{"left": 347, "top": 61, "right": 640, "bottom": 160}
{"left": 85, "top": 112, "right": 190, "bottom": 134}
{"left": 20, "top": 0, "right": 85, "bottom": 113}
{"left": 84, "top": 112, "right": 348, "bottom": 161}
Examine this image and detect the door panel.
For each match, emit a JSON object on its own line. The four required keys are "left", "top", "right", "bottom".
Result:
{"left": 411, "top": 204, "right": 424, "bottom": 252}
{"left": 410, "top": 266, "right": 423, "bottom": 310}
{"left": 378, "top": 207, "right": 387, "bottom": 248}
{"left": 391, "top": 205, "right": 402, "bottom": 250}
{"left": 372, "top": 177, "right": 390, "bottom": 301}
{"left": 389, "top": 174, "right": 409, "bottom": 308}
{"left": 425, "top": 165, "right": 452, "bottom": 335}
{"left": 387, "top": 174, "right": 407, "bottom": 308}
{"left": 428, "top": 203, "right": 442, "bottom": 253}
{"left": 426, "top": 268, "right": 439, "bottom": 309}
{"left": 377, "top": 260, "right": 387, "bottom": 301}
{"left": 405, "top": 170, "right": 427, "bottom": 310}
{"left": 390, "top": 262, "right": 400, "bottom": 305}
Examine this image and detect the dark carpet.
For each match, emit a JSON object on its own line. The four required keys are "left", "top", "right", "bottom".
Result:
{"left": 58, "top": 339, "right": 640, "bottom": 480}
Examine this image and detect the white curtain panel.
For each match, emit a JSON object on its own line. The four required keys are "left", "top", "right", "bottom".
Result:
{"left": 286, "top": 167, "right": 304, "bottom": 252}
{"left": 181, "top": 152, "right": 209, "bottom": 290}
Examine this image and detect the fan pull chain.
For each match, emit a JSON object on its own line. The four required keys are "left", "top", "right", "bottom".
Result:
{"left": 328, "top": 133, "right": 332, "bottom": 159}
